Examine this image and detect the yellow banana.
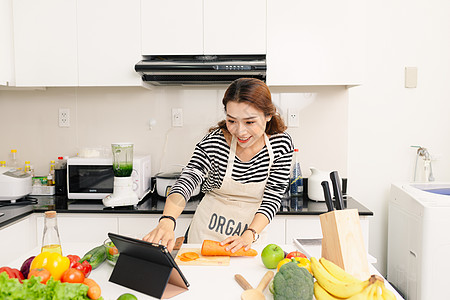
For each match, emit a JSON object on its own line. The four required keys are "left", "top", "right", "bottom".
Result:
{"left": 313, "top": 281, "right": 344, "bottom": 300}
{"left": 319, "top": 257, "right": 363, "bottom": 283}
{"left": 378, "top": 281, "right": 396, "bottom": 300}
{"left": 375, "top": 284, "right": 383, "bottom": 300}
{"left": 347, "top": 282, "right": 377, "bottom": 300}
{"left": 310, "top": 257, "right": 369, "bottom": 298}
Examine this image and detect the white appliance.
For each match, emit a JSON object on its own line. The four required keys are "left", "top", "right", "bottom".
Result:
{"left": 388, "top": 182, "right": 450, "bottom": 300}
{"left": 67, "top": 155, "right": 151, "bottom": 200}
{"left": 0, "top": 167, "right": 32, "bottom": 200}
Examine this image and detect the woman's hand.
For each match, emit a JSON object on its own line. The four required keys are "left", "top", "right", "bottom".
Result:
{"left": 142, "top": 218, "right": 176, "bottom": 252}
{"left": 220, "top": 230, "right": 254, "bottom": 253}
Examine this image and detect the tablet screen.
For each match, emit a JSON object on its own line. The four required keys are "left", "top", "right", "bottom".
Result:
{"left": 108, "top": 232, "right": 189, "bottom": 287}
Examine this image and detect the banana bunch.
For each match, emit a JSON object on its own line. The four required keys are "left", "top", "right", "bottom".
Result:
{"left": 311, "top": 257, "right": 396, "bottom": 300}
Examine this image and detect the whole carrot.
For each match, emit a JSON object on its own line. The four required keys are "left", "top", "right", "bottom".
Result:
{"left": 201, "top": 240, "right": 258, "bottom": 256}
{"left": 83, "top": 277, "right": 102, "bottom": 299}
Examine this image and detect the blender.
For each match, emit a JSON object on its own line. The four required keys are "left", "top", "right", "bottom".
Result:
{"left": 102, "top": 143, "right": 139, "bottom": 207}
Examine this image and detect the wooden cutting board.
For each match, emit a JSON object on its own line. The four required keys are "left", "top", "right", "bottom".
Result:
{"left": 174, "top": 248, "right": 230, "bottom": 266}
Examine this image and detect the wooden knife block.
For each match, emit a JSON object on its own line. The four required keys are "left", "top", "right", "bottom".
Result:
{"left": 319, "top": 209, "right": 370, "bottom": 280}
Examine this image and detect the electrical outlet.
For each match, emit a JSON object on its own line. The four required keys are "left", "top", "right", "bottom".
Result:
{"left": 287, "top": 108, "right": 300, "bottom": 127}
{"left": 58, "top": 108, "right": 70, "bottom": 127}
{"left": 172, "top": 108, "right": 183, "bottom": 127}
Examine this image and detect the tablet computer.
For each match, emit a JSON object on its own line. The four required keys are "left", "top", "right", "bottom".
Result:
{"left": 108, "top": 232, "right": 189, "bottom": 299}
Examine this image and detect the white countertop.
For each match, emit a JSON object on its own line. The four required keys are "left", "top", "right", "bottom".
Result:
{"left": 8, "top": 242, "right": 403, "bottom": 300}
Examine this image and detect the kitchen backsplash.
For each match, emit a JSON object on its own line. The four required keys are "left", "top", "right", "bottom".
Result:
{"left": 0, "top": 86, "right": 348, "bottom": 178}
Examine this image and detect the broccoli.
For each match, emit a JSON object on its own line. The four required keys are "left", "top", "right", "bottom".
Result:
{"left": 270, "top": 261, "right": 314, "bottom": 300}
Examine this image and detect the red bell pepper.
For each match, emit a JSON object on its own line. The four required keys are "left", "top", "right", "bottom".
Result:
{"left": 80, "top": 260, "right": 92, "bottom": 277}
{"left": 0, "top": 266, "right": 25, "bottom": 283}
{"left": 67, "top": 255, "right": 81, "bottom": 267}
{"left": 67, "top": 254, "right": 91, "bottom": 277}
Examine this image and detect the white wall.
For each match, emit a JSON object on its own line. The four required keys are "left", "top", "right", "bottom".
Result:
{"left": 348, "top": 0, "right": 450, "bottom": 275}
{"left": 0, "top": 86, "right": 348, "bottom": 178}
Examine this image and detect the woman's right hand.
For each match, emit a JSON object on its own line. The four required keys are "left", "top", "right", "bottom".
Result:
{"left": 142, "top": 218, "right": 176, "bottom": 252}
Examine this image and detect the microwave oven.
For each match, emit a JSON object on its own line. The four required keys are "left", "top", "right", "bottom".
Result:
{"left": 67, "top": 155, "right": 151, "bottom": 200}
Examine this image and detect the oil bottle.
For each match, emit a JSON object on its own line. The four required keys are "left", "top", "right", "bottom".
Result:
{"left": 41, "top": 211, "right": 62, "bottom": 255}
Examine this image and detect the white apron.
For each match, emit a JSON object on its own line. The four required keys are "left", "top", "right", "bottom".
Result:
{"left": 187, "top": 133, "right": 275, "bottom": 244}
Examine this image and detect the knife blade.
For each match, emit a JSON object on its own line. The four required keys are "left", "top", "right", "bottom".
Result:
{"left": 171, "top": 236, "right": 185, "bottom": 258}
{"left": 330, "top": 171, "right": 344, "bottom": 210}
{"left": 321, "top": 181, "right": 334, "bottom": 212}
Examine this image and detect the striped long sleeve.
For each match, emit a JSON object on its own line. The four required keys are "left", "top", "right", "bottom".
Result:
{"left": 168, "top": 129, "right": 294, "bottom": 222}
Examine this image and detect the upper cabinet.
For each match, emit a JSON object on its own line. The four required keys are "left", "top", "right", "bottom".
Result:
{"left": 141, "top": 0, "right": 266, "bottom": 55}
{"left": 141, "top": 0, "right": 203, "bottom": 55}
{"left": 12, "top": 0, "right": 141, "bottom": 87}
{"left": 203, "top": 0, "right": 266, "bottom": 55}
{"left": 0, "top": 0, "right": 15, "bottom": 87}
{"left": 77, "top": 0, "right": 141, "bottom": 86}
{"left": 266, "top": 0, "right": 365, "bottom": 86}
{"left": 13, "top": 0, "right": 78, "bottom": 87}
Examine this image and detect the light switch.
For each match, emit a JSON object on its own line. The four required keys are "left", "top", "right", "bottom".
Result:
{"left": 405, "top": 67, "right": 418, "bottom": 88}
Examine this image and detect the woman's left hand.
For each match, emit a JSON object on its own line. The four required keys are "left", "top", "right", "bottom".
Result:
{"left": 220, "top": 230, "right": 254, "bottom": 253}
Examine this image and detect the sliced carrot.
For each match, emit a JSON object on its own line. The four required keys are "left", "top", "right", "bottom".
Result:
{"left": 83, "top": 278, "right": 102, "bottom": 300}
{"left": 179, "top": 257, "right": 194, "bottom": 262}
{"left": 182, "top": 252, "right": 199, "bottom": 260}
{"left": 200, "top": 240, "right": 258, "bottom": 257}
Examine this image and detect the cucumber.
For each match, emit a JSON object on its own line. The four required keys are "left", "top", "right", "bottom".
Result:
{"left": 79, "top": 245, "right": 107, "bottom": 269}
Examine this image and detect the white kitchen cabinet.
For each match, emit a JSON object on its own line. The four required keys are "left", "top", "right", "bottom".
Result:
{"left": 0, "top": 0, "right": 14, "bottom": 86}
{"left": 13, "top": 0, "right": 78, "bottom": 87}
{"left": 118, "top": 214, "right": 192, "bottom": 239}
{"left": 36, "top": 214, "right": 119, "bottom": 246}
{"left": 77, "top": 0, "right": 141, "bottom": 86}
{"left": 285, "top": 215, "right": 370, "bottom": 250}
{"left": 141, "top": 0, "right": 203, "bottom": 55}
{"left": 13, "top": 0, "right": 141, "bottom": 87}
{"left": 141, "top": 0, "right": 266, "bottom": 55}
{"left": 203, "top": 0, "right": 266, "bottom": 55}
{"left": 0, "top": 215, "right": 38, "bottom": 266}
{"left": 264, "top": 217, "right": 285, "bottom": 245}
{"left": 266, "top": 0, "right": 365, "bottom": 86}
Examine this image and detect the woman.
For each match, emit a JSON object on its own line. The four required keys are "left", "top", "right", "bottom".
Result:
{"left": 143, "top": 78, "right": 294, "bottom": 253}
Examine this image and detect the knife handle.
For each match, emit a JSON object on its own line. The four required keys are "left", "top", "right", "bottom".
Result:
{"left": 321, "top": 181, "right": 334, "bottom": 212}
{"left": 330, "top": 171, "right": 344, "bottom": 210}
{"left": 173, "top": 236, "right": 184, "bottom": 251}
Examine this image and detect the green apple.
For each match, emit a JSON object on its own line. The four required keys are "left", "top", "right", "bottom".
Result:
{"left": 261, "top": 244, "right": 285, "bottom": 269}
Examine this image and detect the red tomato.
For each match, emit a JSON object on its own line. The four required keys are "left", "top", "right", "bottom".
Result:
{"left": 28, "top": 268, "right": 51, "bottom": 284}
{"left": 108, "top": 246, "right": 119, "bottom": 255}
{"left": 286, "top": 251, "right": 307, "bottom": 259}
{"left": 61, "top": 268, "right": 85, "bottom": 283}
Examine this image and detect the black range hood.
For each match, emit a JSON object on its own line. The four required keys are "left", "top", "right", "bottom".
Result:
{"left": 134, "top": 55, "right": 266, "bottom": 85}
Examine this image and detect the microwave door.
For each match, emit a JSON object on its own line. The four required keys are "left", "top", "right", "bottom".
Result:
{"left": 68, "top": 165, "right": 114, "bottom": 199}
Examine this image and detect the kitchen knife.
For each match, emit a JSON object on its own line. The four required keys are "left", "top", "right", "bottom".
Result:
{"left": 330, "top": 171, "right": 344, "bottom": 210}
{"left": 171, "top": 236, "right": 185, "bottom": 258}
{"left": 321, "top": 181, "right": 334, "bottom": 212}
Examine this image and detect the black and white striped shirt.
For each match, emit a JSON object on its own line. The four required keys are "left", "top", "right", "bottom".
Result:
{"left": 169, "top": 129, "right": 294, "bottom": 222}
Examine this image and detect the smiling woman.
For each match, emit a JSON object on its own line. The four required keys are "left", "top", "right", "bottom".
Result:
{"left": 143, "top": 78, "right": 294, "bottom": 254}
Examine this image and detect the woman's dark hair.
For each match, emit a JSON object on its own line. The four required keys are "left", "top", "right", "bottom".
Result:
{"left": 209, "top": 78, "right": 287, "bottom": 135}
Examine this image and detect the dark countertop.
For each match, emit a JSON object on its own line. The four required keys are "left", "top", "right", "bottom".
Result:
{"left": 1, "top": 192, "right": 372, "bottom": 229}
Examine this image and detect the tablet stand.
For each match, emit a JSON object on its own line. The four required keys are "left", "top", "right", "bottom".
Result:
{"left": 109, "top": 253, "right": 188, "bottom": 299}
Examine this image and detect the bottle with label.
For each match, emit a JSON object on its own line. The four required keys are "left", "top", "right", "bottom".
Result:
{"left": 24, "top": 161, "right": 31, "bottom": 174}
{"left": 55, "top": 156, "right": 68, "bottom": 196}
{"left": 290, "top": 148, "right": 303, "bottom": 196}
{"left": 47, "top": 160, "right": 56, "bottom": 186}
{"left": 8, "top": 149, "right": 20, "bottom": 169}
{"left": 41, "top": 211, "right": 62, "bottom": 255}
{"left": 0, "top": 161, "right": 6, "bottom": 167}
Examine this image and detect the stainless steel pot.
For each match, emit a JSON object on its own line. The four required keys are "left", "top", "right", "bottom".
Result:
{"left": 155, "top": 171, "right": 200, "bottom": 198}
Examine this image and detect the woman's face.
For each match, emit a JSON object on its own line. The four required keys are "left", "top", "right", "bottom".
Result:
{"left": 225, "top": 101, "right": 271, "bottom": 149}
